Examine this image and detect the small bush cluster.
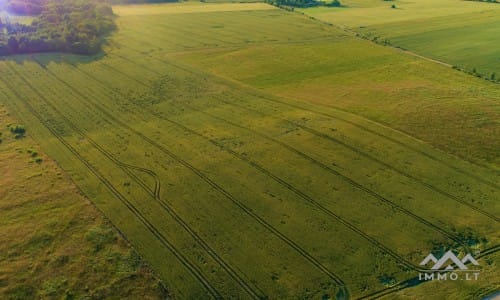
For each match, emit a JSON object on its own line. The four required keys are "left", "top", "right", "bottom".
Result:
{"left": 27, "top": 148, "right": 43, "bottom": 163}
{"left": 452, "top": 66, "right": 499, "bottom": 83}
{"left": 9, "top": 124, "right": 26, "bottom": 139}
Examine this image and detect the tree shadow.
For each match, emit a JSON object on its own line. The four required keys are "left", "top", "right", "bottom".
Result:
{"left": 0, "top": 48, "right": 108, "bottom": 68}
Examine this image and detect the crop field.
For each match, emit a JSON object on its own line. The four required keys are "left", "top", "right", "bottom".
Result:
{"left": 0, "top": 2, "right": 498, "bottom": 299}
{"left": 0, "top": 106, "right": 167, "bottom": 299}
{"left": 300, "top": 0, "right": 500, "bottom": 77}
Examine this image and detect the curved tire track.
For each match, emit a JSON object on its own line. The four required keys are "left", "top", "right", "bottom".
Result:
{"left": 24, "top": 59, "right": 349, "bottom": 294}
{"left": 0, "top": 73, "right": 222, "bottom": 300}
{"left": 11, "top": 61, "right": 266, "bottom": 300}
{"left": 67, "top": 58, "right": 467, "bottom": 271}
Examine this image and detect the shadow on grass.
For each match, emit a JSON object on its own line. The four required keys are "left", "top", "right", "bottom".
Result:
{"left": 0, "top": 33, "right": 118, "bottom": 67}
{"left": 0, "top": 49, "right": 107, "bottom": 68}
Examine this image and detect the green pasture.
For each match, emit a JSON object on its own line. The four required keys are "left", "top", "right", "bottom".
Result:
{"left": 0, "top": 3, "right": 498, "bottom": 299}
{"left": 299, "top": 0, "right": 500, "bottom": 76}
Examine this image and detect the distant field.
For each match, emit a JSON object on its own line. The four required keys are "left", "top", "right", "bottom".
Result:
{"left": 112, "top": 2, "right": 273, "bottom": 15}
{"left": 299, "top": 0, "right": 500, "bottom": 76}
{"left": 0, "top": 2, "right": 498, "bottom": 299}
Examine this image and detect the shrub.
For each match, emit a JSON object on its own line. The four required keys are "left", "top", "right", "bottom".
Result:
{"left": 391, "top": 4, "right": 396, "bottom": 8}
{"left": 35, "top": 157, "right": 43, "bottom": 163}
{"left": 28, "top": 149, "right": 38, "bottom": 157}
{"left": 10, "top": 124, "right": 25, "bottom": 135}
{"left": 328, "top": 0, "right": 341, "bottom": 6}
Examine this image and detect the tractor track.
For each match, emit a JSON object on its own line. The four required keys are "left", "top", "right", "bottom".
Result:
{"left": 357, "top": 244, "right": 500, "bottom": 300}
{"left": 116, "top": 41, "right": 499, "bottom": 190}
{"left": 11, "top": 61, "right": 268, "bottom": 300}
{"left": 19, "top": 60, "right": 349, "bottom": 294}
{"left": 95, "top": 56, "right": 473, "bottom": 255}
{"left": 214, "top": 95, "right": 499, "bottom": 222}
{"left": 0, "top": 72, "right": 223, "bottom": 299}
{"left": 112, "top": 45, "right": 499, "bottom": 224}
{"left": 62, "top": 57, "right": 469, "bottom": 272}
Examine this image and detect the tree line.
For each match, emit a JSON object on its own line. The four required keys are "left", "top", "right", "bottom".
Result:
{"left": 0, "top": 0, "right": 116, "bottom": 55}
{"left": 0, "top": 0, "right": 178, "bottom": 56}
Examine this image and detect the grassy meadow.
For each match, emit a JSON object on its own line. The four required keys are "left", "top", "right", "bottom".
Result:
{"left": 0, "top": 2, "right": 498, "bottom": 299}
{"left": 299, "top": 0, "right": 500, "bottom": 77}
{"left": 0, "top": 106, "right": 167, "bottom": 299}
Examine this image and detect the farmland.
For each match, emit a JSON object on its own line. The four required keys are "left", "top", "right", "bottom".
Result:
{"left": 0, "top": 2, "right": 498, "bottom": 299}
{"left": 299, "top": 0, "right": 500, "bottom": 77}
{"left": 0, "top": 105, "right": 167, "bottom": 299}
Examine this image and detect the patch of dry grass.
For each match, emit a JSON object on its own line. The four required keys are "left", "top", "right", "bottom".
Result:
{"left": 0, "top": 105, "right": 168, "bottom": 300}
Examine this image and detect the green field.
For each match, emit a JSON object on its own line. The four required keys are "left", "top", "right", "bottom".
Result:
{"left": 0, "top": 2, "right": 498, "bottom": 299}
{"left": 299, "top": 0, "right": 500, "bottom": 77}
{"left": 0, "top": 106, "right": 167, "bottom": 299}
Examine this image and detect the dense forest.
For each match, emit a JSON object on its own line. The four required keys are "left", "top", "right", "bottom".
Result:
{"left": 0, "top": 0, "right": 116, "bottom": 55}
{"left": 0, "top": 0, "right": 178, "bottom": 55}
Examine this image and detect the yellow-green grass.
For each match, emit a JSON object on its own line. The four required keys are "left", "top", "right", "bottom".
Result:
{"left": 176, "top": 40, "right": 500, "bottom": 168}
{"left": 298, "top": 0, "right": 500, "bottom": 76}
{"left": 0, "top": 2, "right": 498, "bottom": 299}
{"left": 112, "top": 2, "right": 273, "bottom": 16}
{"left": 0, "top": 107, "right": 167, "bottom": 299}
{"left": 0, "top": 11, "right": 34, "bottom": 25}
{"left": 300, "top": 0, "right": 500, "bottom": 26}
